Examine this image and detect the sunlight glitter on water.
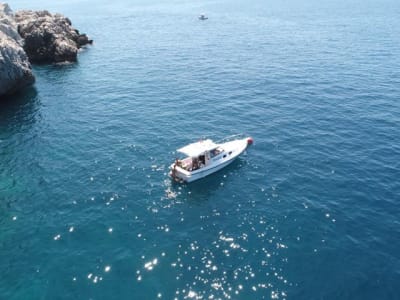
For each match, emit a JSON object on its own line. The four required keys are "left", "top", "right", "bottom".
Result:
{"left": 144, "top": 258, "right": 159, "bottom": 271}
{"left": 2, "top": 0, "right": 399, "bottom": 299}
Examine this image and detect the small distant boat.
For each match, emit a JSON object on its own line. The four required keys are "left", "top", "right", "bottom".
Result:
{"left": 198, "top": 14, "right": 208, "bottom": 20}
{"left": 170, "top": 135, "right": 253, "bottom": 183}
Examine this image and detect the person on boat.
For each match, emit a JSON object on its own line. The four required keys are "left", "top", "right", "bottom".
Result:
{"left": 175, "top": 158, "right": 181, "bottom": 167}
{"left": 199, "top": 155, "right": 205, "bottom": 166}
{"left": 172, "top": 159, "right": 179, "bottom": 178}
{"left": 192, "top": 157, "right": 199, "bottom": 170}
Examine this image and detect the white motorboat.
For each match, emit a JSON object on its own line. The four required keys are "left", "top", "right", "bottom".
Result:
{"left": 170, "top": 135, "right": 253, "bottom": 183}
{"left": 198, "top": 14, "right": 208, "bottom": 20}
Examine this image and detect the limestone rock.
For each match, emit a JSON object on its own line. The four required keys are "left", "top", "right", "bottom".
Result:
{"left": 0, "top": 3, "right": 35, "bottom": 96}
{"left": 0, "top": 3, "right": 22, "bottom": 44}
{"left": 0, "top": 2, "right": 92, "bottom": 97}
{"left": 15, "top": 10, "right": 92, "bottom": 63}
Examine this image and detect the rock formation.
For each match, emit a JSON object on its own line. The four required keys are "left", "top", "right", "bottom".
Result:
{"left": 0, "top": 2, "right": 92, "bottom": 97}
{"left": 15, "top": 10, "right": 92, "bottom": 63}
{"left": 0, "top": 3, "right": 35, "bottom": 96}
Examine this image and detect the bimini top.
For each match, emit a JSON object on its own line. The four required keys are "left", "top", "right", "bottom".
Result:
{"left": 177, "top": 139, "right": 218, "bottom": 157}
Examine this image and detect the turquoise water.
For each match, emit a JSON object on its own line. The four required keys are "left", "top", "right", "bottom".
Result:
{"left": 1, "top": 0, "right": 400, "bottom": 299}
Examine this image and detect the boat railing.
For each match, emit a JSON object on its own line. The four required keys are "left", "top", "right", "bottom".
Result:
{"left": 216, "top": 134, "right": 247, "bottom": 144}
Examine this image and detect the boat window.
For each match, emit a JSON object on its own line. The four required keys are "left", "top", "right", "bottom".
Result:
{"left": 210, "top": 147, "right": 223, "bottom": 158}
{"left": 199, "top": 155, "right": 205, "bottom": 165}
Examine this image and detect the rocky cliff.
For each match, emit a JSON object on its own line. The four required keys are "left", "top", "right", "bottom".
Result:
{"left": 0, "top": 3, "right": 92, "bottom": 97}
{"left": 0, "top": 3, "right": 35, "bottom": 96}
{"left": 15, "top": 10, "right": 92, "bottom": 63}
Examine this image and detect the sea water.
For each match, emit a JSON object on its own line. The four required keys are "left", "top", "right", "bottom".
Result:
{"left": 1, "top": 0, "right": 400, "bottom": 299}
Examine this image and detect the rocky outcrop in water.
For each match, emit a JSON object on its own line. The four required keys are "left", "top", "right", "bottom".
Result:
{"left": 0, "top": 3, "right": 92, "bottom": 97}
{"left": 0, "top": 3, "right": 35, "bottom": 96}
{"left": 15, "top": 10, "right": 92, "bottom": 63}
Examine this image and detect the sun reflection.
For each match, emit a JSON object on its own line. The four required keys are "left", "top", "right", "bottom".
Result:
{"left": 144, "top": 258, "right": 158, "bottom": 271}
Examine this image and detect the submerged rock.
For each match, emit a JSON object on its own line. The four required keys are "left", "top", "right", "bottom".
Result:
{"left": 15, "top": 10, "right": 92, "bottom": 63}
{"left": 0, "top": 3, "right": 35, "bottom": 96}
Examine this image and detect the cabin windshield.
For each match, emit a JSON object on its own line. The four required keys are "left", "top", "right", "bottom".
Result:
{"left": 209, "top": 147, "right": 224, "bottom": 158}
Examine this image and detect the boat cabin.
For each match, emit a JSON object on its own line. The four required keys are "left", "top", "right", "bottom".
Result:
{"left": 175, "top": 139, "right": 224, "bottom": 171}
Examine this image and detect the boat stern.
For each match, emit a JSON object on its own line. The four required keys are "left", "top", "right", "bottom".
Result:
{"left": 169, "top": 163, "right": 191, "bottom": 182}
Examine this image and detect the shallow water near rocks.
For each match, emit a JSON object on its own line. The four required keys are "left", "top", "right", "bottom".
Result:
{"left": 1, "top": 0, "right": 400, "bottom": 299}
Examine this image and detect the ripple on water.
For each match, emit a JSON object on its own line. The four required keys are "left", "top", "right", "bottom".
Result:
{"left": 1, "top": 0, "right": 400, "bottom": 299}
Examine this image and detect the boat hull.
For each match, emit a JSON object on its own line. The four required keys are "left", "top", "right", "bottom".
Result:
{"left": 177, "top": 157, "right": 236, "bottom": 182}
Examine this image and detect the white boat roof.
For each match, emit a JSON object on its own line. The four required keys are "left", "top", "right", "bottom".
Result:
{"left": 177, "top": 139, "right": 218, "bottom": 157}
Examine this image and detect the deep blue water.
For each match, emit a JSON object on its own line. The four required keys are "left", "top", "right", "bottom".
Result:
{"left": 1, "top": 0, "right": 400, "bottom": 299}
